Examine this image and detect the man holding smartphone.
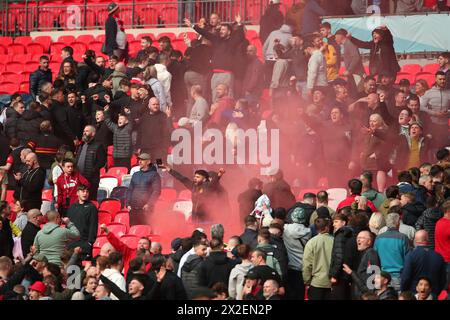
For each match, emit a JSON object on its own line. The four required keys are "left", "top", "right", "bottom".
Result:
{"left": 126, "top": 153, "right": 162, "bottom": 226}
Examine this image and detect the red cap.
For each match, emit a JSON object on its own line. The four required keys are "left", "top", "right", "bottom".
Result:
{"left": 29, "top": 281, "right": 47, "bottom": 294}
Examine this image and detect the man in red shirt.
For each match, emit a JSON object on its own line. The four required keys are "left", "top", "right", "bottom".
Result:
{"left": 206, "top": 83, "right": 235, "bottom": 130}
{"left": 56, "top": 158, "right": 90, "bottom": 217}
{"left": 336, "top": 178, "right": 377, "bottom": 212}
{"left": 435, "top": 200, "right": 450, "bottom": 284}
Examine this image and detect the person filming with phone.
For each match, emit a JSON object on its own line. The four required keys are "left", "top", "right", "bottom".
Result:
{"left": 126, "top": 153, "right": 161, "bottom": 226}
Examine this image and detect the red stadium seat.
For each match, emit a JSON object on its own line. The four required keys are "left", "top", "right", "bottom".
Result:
{"left": 106, "top": 166, "right": 129, "bottom": 184}
{"left": 128, "top": 40, "right": 142, "bottom": 54}
{"left": 139, "top": 7, "right": 159, "bottom": 26}
{"left": 160, "top": 7, "right": 177, "bottom": 26}
{"left": 95, "top": 34, "right": 106, "bottom": 43}
{"left": 99, "top": 198, "right": 122, "bottom": 219}
{"left": 98, "top": 210, "right": 112, "bottom": 225}
{"left": 27, "top": 43, "right": 46, "bottom": 55}
{"left": 20, "top": 72, "right": 31, "bottom": 82}
{"left": 88, "top": 41, "right": 103, "bottom": 54}
{"left": 422, "top": 63, "right": 439, "bottom": 74}
{"left": 1, "top": 72, "right": 22, "bottom": 83}
{"left": 157, "top": 32, "right": 176, "bottom": 41}
{"left": 19, "top": 82, "right": 30, "bottom": 92}
{"left": 37, "top": 10, "right": 56, "bottom": 30}
{"left": 415, "top": 73, "right": 435, "bottom": 88}
{"left": 148, "top": 234, "right": 161, "bottom": 242}
{"left": 136, "top": 33, "right": 156, "bottom": 41}
{"left": 0, "top": 45, "right": 6, "bottom": 55}
{"left": 70, "top": 41, "right": 88, "bottom": 60}
{"left": 93, "top": 236, "right": 109, "bottom": 248}
{"left": 11, "top": 54, "right": 31, "bottom": 63}
{"left": 159, "top": 188, "right": 177, "bottom": 202}
{"left": 171, "top": 39, "right": 187, "bottom": 53}
{"left": 5, "top": 62, "right": 24, "bottom": 73}
{"left": 24, "top": 62, "right": 40, "bottom": 73}
{"left": 76, "top": 34, "right": 95, "bottom": 44}
{"left": 0, "top": 63, "right": 4, "bottom": 73}
{"left": 50, "top": 42, "right": 67, "bottom": 55}
{"left": 245, "top": 29, "right": 258, "bottom": 40}
{"left": 105, "top": 223, "right": 127, "bottom": 237}
{"left": 0, "top": 37, "right": 13, "bottom": 47}
{"left": 400, "top": 63, "right": 422, "bottom": 75}
{"left": 33, "top": 36, "right": 52, "bottom": 52}
{"left": 58, "top": 35, "right": 76, "bottom": 44}
{"left": 91, "top": 200, "right": 99, "bottom": 208}
{"left": 114, "top": 212, "right": 130, "bottom": 231}
{"left": 14, "top": 36, "right": 33, "bottom": 47}
{"left": 177, "top": 190, "right": 192, "bottom": 201}
{"left": 49, "top": 62, "right": 60, "bottom": 73}
{"left": 120, "top": 235, "right": 140, "bottom": 249}
{"left": 7, "top": 44, "right": 26, "bottom": 55}
{"left": 0, "top": 82, "right": 19, "bottom": 93}
{"left": 129, "top": 225, "right": 152, "bottom": 237}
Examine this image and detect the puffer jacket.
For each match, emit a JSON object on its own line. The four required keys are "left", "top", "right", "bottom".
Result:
{"left": 17, "top": 110, "right": 44, "bottom": 144}
{"left": 198, "top": 251, "right": 235, "bottom": 288}
{"left": 126, "top": 166, "right": 161, "bottom": 210}
{"left": 181, "top": 254, "right": 204, "bottom": 299}
{"left": 415, "top": 207, "right": 443, "bottom": 249}
{"left": 329, "top": 226, "right": 354, "bottom": 280}
{"left": 228, "top": 261, "right": 253, "bottom": 300}
{"left": 402, "top": 202, "right": 427, "bottom": 227}
{"left": 33, "top": 222, "right": 80, "bottom": 267}
{"left": 104, "top": 110, "right": 133, "bottom": 159}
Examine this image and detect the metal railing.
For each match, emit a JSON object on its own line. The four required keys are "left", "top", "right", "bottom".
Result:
{"left": 0, "top": 0, "right": 268, "bottom": 36}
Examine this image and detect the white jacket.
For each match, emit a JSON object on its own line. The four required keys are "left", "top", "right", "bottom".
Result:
{"left": 101, "top": 268, "right": 126, "bottom": 300}
{"left": 228, "top": 261, "right": 253, "bottom": 300}
{"left": 155, "top": 64, "right": 172, "bottom": 107}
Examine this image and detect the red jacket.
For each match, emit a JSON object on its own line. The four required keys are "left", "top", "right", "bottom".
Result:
{"left": 435, "top": 217, "right": 450, "bottom": 263}
{"left": 106, "top": 232, "right": 136, "bottom": 275}
{"left": 336, "top": 194, "right": 377, "bottom": 212}
{"left": 56, "top": 172, "right": 90, "bottom": 209}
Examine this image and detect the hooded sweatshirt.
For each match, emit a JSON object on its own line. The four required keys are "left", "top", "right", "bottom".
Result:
{"left": 283, "top": 223, "right": 311, "bottom": 271}
{"left": 228, "top": 261, "right": 253, "bottom": 300}
{"left": 263, "top": 24, "right": 293, "bottom": 61}
{"left": 33, "top": 222, "right": 80, "bottom": 267}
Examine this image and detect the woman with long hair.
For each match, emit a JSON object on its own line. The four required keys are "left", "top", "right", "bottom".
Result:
{"left": 143, "top": 65, "right": 167, "bottom": 112}
{"left": 414, "top": 79, "right": 430, "bottom": 97}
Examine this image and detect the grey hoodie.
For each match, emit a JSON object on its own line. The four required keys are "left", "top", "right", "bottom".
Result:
{"left": 263, "top": 24, "right": 293, "bottom": 60}
{"left": 283, "top": 223, "right": 311, "bottom": 271}
{"left": 33, "top": 222, "right": 80, "bottom": 267}
{"left": 396, "top": 0, "right": 424, "bottom": 13}
{"left": 228, "top": 261, "right": 253, "bottom": 300}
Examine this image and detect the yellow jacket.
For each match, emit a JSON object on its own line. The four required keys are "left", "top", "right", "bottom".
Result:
{"left": 324, "top": 44, "right": 338, "bottom": 81}
{"left": 10, "top": 220, "right": 22, "bottom": 237}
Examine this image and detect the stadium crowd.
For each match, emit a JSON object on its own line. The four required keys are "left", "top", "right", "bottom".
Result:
{"left": 0, "top": 0, "right": 449, "bottom": 301}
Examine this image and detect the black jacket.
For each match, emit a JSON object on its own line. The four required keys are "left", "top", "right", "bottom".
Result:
{"left": 415, "top": 207, "right": 443, "bottom": 249}
{"left": 32, "top": 133, "right": 63, "bottom": 170}
{"left": 66, "top": 103, "right": 86, "bottom": 140}
{"left": 104, "top": 15, "right": 118, "bottom": 55}
{"left": 402, "top": 202, "right": 427, "bottom": 227}
{"left": 349, "top": 247, "right": 381, "bottom": 299}
{"left": 100, "top": 273, "right": 161, "bottom": 300}
{"left": 181, "top": 254, "right": 204, "bottom": 298}
{"left": 75, "top": 139, "right": 107, "bottom": 181}
{"left": 198, "top": 251, "right": 235, "bottom": 288}
{"left": 15, "top": 167, "right": 46, "bottom": 210}
{"left": 329, "top": 226, "right": 354, "bottom": 280}
{"left": 270, "top": 235, "right": 289, "bottom": 280}
{"left": 29, "top": 68, "right": 52, "bottom": 98}
{"left": 0, "top": 218, "right": 14, "bottom": 259}
{"left": 238, "top": 188, "right": 263, "bottom": 220}
{"left": 4, "top": 109, "right": 21, "bottom": 139}
{"left": 193, "top": 24, "right": 245, "bottom": 72}
{"left": 240, "top": 228, "right": 258, "bottom": 250}
{"left": 136, "top": 110, "right": 170, "bottom": 151}
{"left": 67, "top": 201, "right": 98, "bottom": 245}
{"left": 50, "top": 100, "right": 77, "bottom": 145}
{"left": 0, "top": 134, "right": 10, "bottom": 166}
{"left": 350, "top": 28, "right": 400, "bottom": 78}
{"left": 185, "top": 44, "right": 212, "bottom": 75}
{"left": 148, "top": 270, "right": 187, "bottom": 300}
{"left": 21, "top": 221, "right": 41, "bottom": 257}
{"left": 17, "top": 110, "right": 44, "bottom": 145}
{"left": 94, "top": 121, "right": 113, "bottom": 148}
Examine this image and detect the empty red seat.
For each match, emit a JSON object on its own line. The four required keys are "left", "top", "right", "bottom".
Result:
{"left": 27, "top": 43, "right": 46, "bottom": 55}
{"left": 14, "top": 36, "right": 33, "bottom": 47}
{"left": 49, "top": 61, "right": 61, "bottom": 73}
{"left": 0, "top": 37, "right": 13, "bottom": 47}
{"left": 24, "top": 62, "right": 40, "bottom": 73}
{"left": 245, "top": 29, "right": 259, "bottom": 40}
{"left": 88, "top": 41, "right": 103, "bottom": 54}
{"left": 1, "top": 72, "right": 22, "bottom": 83}
{"left": 99, "top": 198, "right": 122, "bottom": 219}
{"left": 171, "top": 39, "right": 187, "bottom": 53}
{"left": 129, "top": 225, "right": 152, "bottom": 237}
{"left": 120, "top": 235, "right": 140, "bottom": 249}
{"left": 33, "top": 36, "right": 52, "bottom": 52}
{"left": 114, "top": 212, "right": 130, "bottom": 231}
{"left": 0, "top": 63, "right": 5, "bottom": 73}
{"left": 415, "top": 73, "right": 435, "bottom": 88}
{"left": 160, "top": 7, "right": 177, "bottom": 26}
{"left": 128, "top": 40, "right": 141, "bottom": 54}
{"left": 93, "top": 236, "right": 109, "bottom": 248}
{"left": 159, "top": 188, "right": 177, "bottom": 202}
{"left": 422, "top": 63, "right": 439, "bottom": 74}
{"left": 105, "top": 223, "right": 127, "bottom": 237}
{"left": 0, "top": 45, "right": 6, "bottom": 55}
{"left": 58, "top": 35, "right": 76, "bottom": 44}
{"left": 0, "top": 82, "right": 19, "bottom": 94}
{"left": 400, "top": 63, "right": 422, "bottom": 75}
{"left": 50, "top": 42, "right": 67, "bottom": 55}
{"left": 20, "top": 72, "right": 31, "bottom": 82}
{"left": 157, "top": 32, "right": 176, "bottom": 41}
{"left": 5, "top": 62, "right": 23, "bottom": 74}
{"left": 19, "top": 82, "right": 30, "bottom": 92}
{"left": 11, "top": 54, "right": 31, "bottom": 63}
{"left": 76, "top": 34, "right": 95, "bottom": 44}
{"left": 7, "top": 44, "right": 26, "bottom": 55}
{"left": 136, "top": 33, "right": 156, "bottom": 41}
{"left": 98, "top": 210, "right": 112, "bottom": 225}
{"left": 95, "top": 34, "right": 106, "bottom": 43}
{"left": 139, "top": 7, "right": 159, "bottom": 26}
{"left": 106, "top": 166, "right": 128, "bottom": 184}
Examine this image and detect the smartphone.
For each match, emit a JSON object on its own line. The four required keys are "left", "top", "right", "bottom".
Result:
{"left": 156, "top": 159, "right": 163, "bottom": 167}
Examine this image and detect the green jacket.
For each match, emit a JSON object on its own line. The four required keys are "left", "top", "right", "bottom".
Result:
{"left": 34, "top": 222, "right": 80, "bottom": 267}
{"left": 302, "top": 232, "right": 334, "bottom": 288}
{"left": 362, "top": 189, "right": 386, "bottom": 211}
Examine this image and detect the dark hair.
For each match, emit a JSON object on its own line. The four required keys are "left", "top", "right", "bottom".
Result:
{"left": 211, "top": 282, "right": 229, "bottom": 297}
{"left": 349, "top": 212, "right": 369, "bottom": 230}
{"left": 108, "top": 252, "right": 123, "bottom": 266}
{"left": 399, "top": 291, "right": 416, "bottom": 300}
{"left": 435, "top": 70, "right": 445, "bottom": 77}
{"left": 364, "top": 76, "right": 376, "bottom": 83}
{"left": 248, "top": 177, "right": 263, "bottom": 189}
{"left": 194, "top": 169, "right": 209, "bottom": 179}
{"left": 348, "top": 179, "right": 363, "bottom": 195}
{"left": 319, "top": 22, "right": 331, "bottom": 29}
{"left": 397, "top": 171, "right": 413, "bottom": 183}
{"left": 170, "top": 50, "right": 183, "bottom": 60}
{"left": 244, "top": 215, "right": 257, "bottom": 227}
{"left": 119, "top": 78, "right": 130, "bottom": 87}
{"left": 439, "top": 52, "right": 450, "bottom": 60}
{"left": 406, "top": 94, "right": 420, "bottom": 105}
{"left": 408, "top": 167, "right": 420, "bottom": 185}
{"left": 388, "top": 205, "right": 402, "bottom": 215}
{"left": 62, "top": 158, "right": 74, "bottom": 166}
{"left": 317, "top": 190, "right": 328, "bottom": 203}
{"left": 181, "top": 237, "right": 193, "bottom": 251}
{"left": 436, "top": 148, "right": 449, "bottom": 161}
{"left": 141, "top": 36, "right": 152, "bottom": 43}
{"left": 149, "top": 254, "right": 166, "bottom": 271}
{"left": 252, "top": 249, "right": 267, "bottom": 261}
{"left": 236, "top": 244, "right": 251, "bottom": 259}
{"left": 385, "top": 185, "right": 400, "bottom": 199}
{"left": 399, "top": 79, "right": 410, "bottom": 86}
{"left": 62, "top": 46, "right": 74, "bottom": 56}
{"left": 429, "top": 165, "right": 444, "bottom": 178}
{"left": 334, "top": 28, "right": 348, "bottom": 36}
{"left": 417, "top": 276, "right": 432, "bottom": 286}
{"left": 220, "top": 23, "right": 232, "bottom": 32}
{"left": 303, "top": 192, "right": 317, "bottom": 200}
{"left": 109, "top": 54, "right": 119, "bottom": 61}
{"left": 361, "top": 171, "right": 373, "bottom": 185}
{"left": 209, "top": 238, "right": 223, "bottom": 250}
{"left": 273, "top": 208, "right": 287, "bottom": 220}
{"left": 332, "top": 213, "right": 348, "bottom": 224}
{"left": 40, "top": 55, "right": 50, "bottom": 61}
{"left": 191, "top": 229, "right": 207, "bottom": 241}
{"left": 158, "top": 36, "right": 171, "bottom": 43}
{"left": 258, "top": 227, "right": 271, "bottom": 241}
{"left": 128, "top": 257, "right": 144, "bottom": 272}
{"left": 315, "top": 218, "right": 330, "bottom": 233}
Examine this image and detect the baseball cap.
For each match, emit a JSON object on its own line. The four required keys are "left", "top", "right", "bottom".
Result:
{"left": 137, "top": 153, "right": 151, "bottom": 160}
{"left": 107, "top": 2, "right": 119, "bottom": 14}
{"left": 171, "top": 238, "right": 182, "bottom": 251}
{"left": 246, "top": 269, "right": 259, "bottom": 280}
{"left": 317, "top": 206, "right": 331, "bottom": 220}
{"left": 291, "top": 207, "right": 306, "bottom": 224}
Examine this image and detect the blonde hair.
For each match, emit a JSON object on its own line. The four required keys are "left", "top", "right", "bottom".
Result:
{"left": 369, "top": 212, "right": 386, "bottom": 235}
{"left": 143, "top": 65, "right": 157, "bottom": 81}
{"left": 369, "top": 113, "right": 388, "bottom": 129}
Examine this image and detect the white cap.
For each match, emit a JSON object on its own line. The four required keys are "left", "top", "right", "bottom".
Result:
{"left": 271, "top": 0, "right": 281, "bottom": 4}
